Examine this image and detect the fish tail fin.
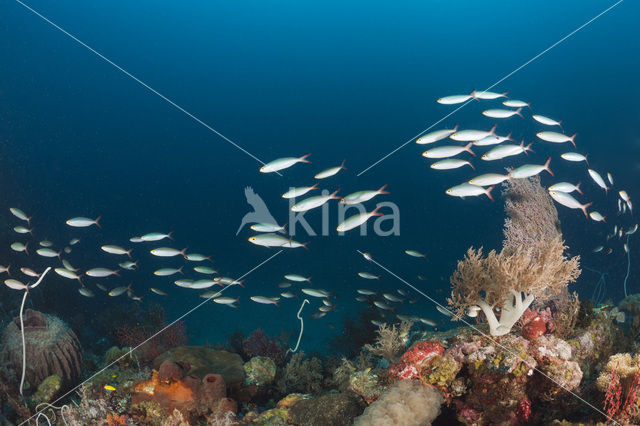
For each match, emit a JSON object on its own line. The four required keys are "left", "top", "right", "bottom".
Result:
{"left": 330, "top": 189, "right": 341, "bottom": 199}
{"left": 502, "top": 91, "right": 509, "bottom": 97}
{"left": 468, "top": 162, "right": 476, "bottom": 170}
{"left": 95, "top": 215, "right": 102, "bottom": 229}
{"left": 302, "top": 241, "right": 310, "bottom": 250}
{"left": 602, "top": 216, "right": 607, "bottom": 223}
{"left": 525, "top": 142, "right": 535, "bottom": 154}
{"left": 181, "top": 246, "right": 189, "bottom": 259}
{"left": 206, "top": 254, "right": 214, "bottom": 263}
{"left": 168, "top": 231, "right": 174, "bottom": 241}
{"left": 307, "top": 276, "right": 312, "bottom": 285}
{"left": 453, "top": 124, "right": 459, "bottom": 131}
{"left": 126, "top": 249, "right": 132, "bottom": 259}
{"left": 114, "top": 269, "right": 121, "bottom": 277}
{"left": 77, "top": 276, "right": 83, "bottom": 286}
{"left": 605, "top": 186, "right": 609, "bottom": 195}
{"left": 516, "top": 107, "right": 523, "bottom": 118}
{"left": 56, "top": 250, "right": 62, "bottom": 261}
{"left": 570, "top": 133, "right": 577, "bottom": 148}
{"left": 178, "top": 265, "right": 184, "bottom": 275}
{"left": 7, "top": 264, "right": 11, "bottom": 276}
{"left": 506, "top": 132, "right": 513, "bottom": 142}
{"left": 300, "top": 153, "right": 312, "bottom": 163}
{"left": 559, "top": 120, "right": 564, "bottom": 131}
{"left": 464, "top": 142, "right": 475, "bottom": 156}
{"left": 340, "top": 158, "right": 347, "bottom": 170}
{"left": 24, "top": 242, "right": 29, "bottom": 256}
{"left": 489, "top": 124, "right": 497, "bottom": 136}
{"left": 582, "top": 202, "right": 593, "bottom": 218}
{"left": 281, "top": 222, "right": 288, "bottom": 234}
{"left": 237, "top": 279, "right": 245, "bottom": 288}
{"left": 576, "top": 181, "right": 583, "bottom": 195}
{"left": 544, "top": 157, "right": 553, "bottom": 176}
{"left": 311, "top": 183, "right": 319, "bottom": 190}
{"left": 378, "top": 184, "right": 390, "bottom": 194}
{"left": 485, "top": 186, "right": 495, "bottom": 202}
{"left": 28, "top": 228, "right": 34, "bottom": 237}
{"left": 470, "top": 89, "right": 476, "bottom": 98}
{"left": 585, "top": 153, "right": 589, "bottom": 166}
{"left": 371, "top": 205, "right": 384, "bottom": 217}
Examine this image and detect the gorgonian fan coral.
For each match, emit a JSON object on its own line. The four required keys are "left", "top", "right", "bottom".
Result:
{"left": 447, "top": 177, "right": 581, "bottom": 335}
{"left": 242, "top": 329, "right": 286, "bottom": 365}
{"left": 502, "top": 175, "right": 562, "bottom": 252}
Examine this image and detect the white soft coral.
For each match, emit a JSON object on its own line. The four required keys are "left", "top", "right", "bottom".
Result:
{"left": 474, "top": 290, "right": 534, "bottom": 336}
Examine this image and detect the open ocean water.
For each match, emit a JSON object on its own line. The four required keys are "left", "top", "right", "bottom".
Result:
{"left": 0, "top": 1, "right": 639, "bottom": 424}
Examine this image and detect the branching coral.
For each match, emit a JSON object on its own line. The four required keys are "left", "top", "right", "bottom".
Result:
{"left": 329, "top": 352, "right": 374, "bottom": 391}
{"left": 596, "top": 353, "right": 640, "bottom": 393}
{"left": 448, "top": 177, "right": 581, "bottom": 336}
{"left": 364, "top": 321, "right": 412, "bottom": 363}
{"left": 448, "top": 237, "right": 580, "bottom": 335}
{"left": 276, "top": 352, "right": 324, "bottom": 395}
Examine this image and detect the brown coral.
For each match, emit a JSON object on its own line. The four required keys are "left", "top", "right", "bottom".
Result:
{"left": 0, "top": 309, "right": 82, "bottom": 394}
{"left": 363, "top": 321, "right": 412, "bottom": 363}
{"left": 276, "top": 352, "right": 324, "bottom": 395}
{"left": 446, "top": 177, "right": 580, "bottom": 336}
{"left": 447, "top": 237, "right": 580, "bottom": 320}
{"left": 502, "top": 175, "right": 562, "bottom": 253}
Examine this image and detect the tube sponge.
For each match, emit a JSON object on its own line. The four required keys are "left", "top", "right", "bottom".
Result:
{"left": 354, "top": 380, "right": 443, "bottom": 425}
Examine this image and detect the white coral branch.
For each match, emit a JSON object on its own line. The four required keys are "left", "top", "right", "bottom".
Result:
{"left": 477, "top": 290, "right": 534, "bottom": 336}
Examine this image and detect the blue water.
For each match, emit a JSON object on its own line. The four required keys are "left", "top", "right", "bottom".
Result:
{"left": 1, "top": 0, "right": 638, "bottom": 355}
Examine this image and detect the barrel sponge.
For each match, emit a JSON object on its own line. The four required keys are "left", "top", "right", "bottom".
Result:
{"left": 0, "top": 309, "right": 82, "bottom": 393}
{"left": 354, "top": 380, "right": 443, "bottom": 426}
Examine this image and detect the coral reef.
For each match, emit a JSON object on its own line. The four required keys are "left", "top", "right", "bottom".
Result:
{"left": 354, "top": 379, "right": 443, "bottom": 426}
{"left": 597, "top": 353, "right": 640, "bottom": 395}
{"left": 288, "top": 392, "right": 366, "bottom": 426}
{"left": 447, "top": 237, "right": 580, "bottom": 336}
{"left": 363, "top": 321, "right": 412, "bottom": 364}
{"left": 348, "top": 368, "right": 386, "bottom": 404}
{"left": 132, "top": 360, "right": 237, "bottom": 422}
{"left": 242, "top": 329, "right": 287, "bottom": 365}
{"left": 32, "top": 374, "right": 62, "bottom": 405}
{"left": 153, "top": 346, "right": 245, "bottom": 387}
{"left": 448, "top": 177, "right": 581, "bottom": 336}
{"left": 244, "top": 393, "right": 312, "bottom": 425}
{"left": 64, "top": 385, "right": 114, "bottom": 424}
{"left": 388, "top": 340, "right": 445, "bottom": 381}
{"left": 276, "top": 352, "right": 324, "bottom": 395}
{"left": 0, "top": 309, "right": 82, "bottom": 394}
{"left": 243, "top": 356, "right": 277, "bottom": 387}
